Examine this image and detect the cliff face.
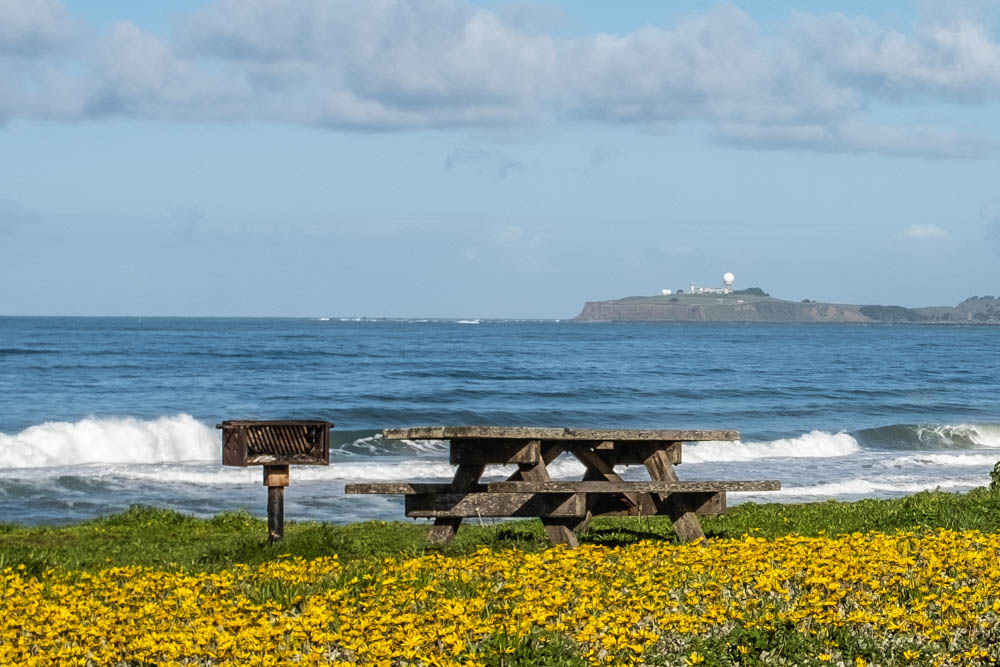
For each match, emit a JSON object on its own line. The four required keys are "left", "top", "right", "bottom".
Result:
{"left": 575, "top": 297, "right": 869, "bottom": 322}
{"left": 574, "top": 295, "right": 1000, "bottom": 323}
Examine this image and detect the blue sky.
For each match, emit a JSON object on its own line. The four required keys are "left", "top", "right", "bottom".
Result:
{"left": 1, "top": 0, "right": 999, "bottom": 317}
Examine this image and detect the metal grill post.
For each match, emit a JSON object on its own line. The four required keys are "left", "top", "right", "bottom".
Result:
{"left": 218, "top": 420, "right": 332, "bottom": 543}
{"left": 264, "top": 465, "right": 289, "bottom": 543}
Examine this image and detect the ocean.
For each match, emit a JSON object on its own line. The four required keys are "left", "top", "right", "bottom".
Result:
{"left": 1, "top": 317, "right": 998, "bottom": 525}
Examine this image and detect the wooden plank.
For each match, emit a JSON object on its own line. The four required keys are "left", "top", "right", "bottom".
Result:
{"left": 596, "top": 441, "right": 681, "bottom": 465}
{"left": 504, "top": 442, "right": 564, "bottom": 481}
{"left": 486, "top": 480, "right": 780, "bottom": 493}
{"left": 450, "top": 439, "right": 541, "bottom": 465}
{"left": 405, "top": 492, "right": 586, "bottom": 518}
{"left": 517, "top": 453, "right": 581, "bottom": 546}
{"left": 687, "top": 492, "right": 726, "bottom": 516}
{"left": 428, "top": 464, "right": 484, "bottom": 544}
{"left": 383, "top": 426, "right": 738, "bottom": 442}
{"left": 576, "top": 448, "right": 618, "bottom": 527}
{"left": 585, "top": 492, "right": 727, "bottom": 517}
{"left": 568, "top": 444, "right": 649, "bottom": 515}
{"left": 345, "top": 483, "right": 486, "bottom": 494}
{"left": 639, "top": 444, "right": 705, "bottom": 544}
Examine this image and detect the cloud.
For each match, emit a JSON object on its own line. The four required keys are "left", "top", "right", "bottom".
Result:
{"left": 787, "top": 12, "right": 1000, "bottom": 102}
{"left": 900, "top": 224, "right": 949, "bottom": 239}
{"left": 2, "top": 0, "right": 1000, "bottom": 157}
{"left": 445, "top": 148, "right": 524, "bottom": 178}
{"left": 0, "top": 0, "right": 79, "bottom": 56}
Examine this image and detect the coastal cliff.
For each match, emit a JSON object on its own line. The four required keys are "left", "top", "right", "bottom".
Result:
{"left": 574, "top": 294, "right": 1000, "bottom": 323}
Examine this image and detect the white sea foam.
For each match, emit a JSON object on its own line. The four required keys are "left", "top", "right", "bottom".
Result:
{"left": 684, "top": 430, "right": 860, "bottom": 463}
{"left": 911, "top": 423, "right": 1000, "bottom": 449}
{"left": 399, "top": 439, "right": 451, "bottom": 455}
{"left": 81, "top": 462, "right": 464, "bottom": 484}
{"left": 965, "top": 424, "right": 1000, "bottom": 448}
{"left": 0, "top": 414, "right": 217, "bottom": 468}
{"left": 777, "top": 477, "right": 980, "bottom": 497}
{"left": 883, "top": 453, "right": 1000, "bottom": 468}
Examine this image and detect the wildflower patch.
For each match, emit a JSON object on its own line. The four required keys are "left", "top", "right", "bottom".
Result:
{"left": 3, "top": 530, "right": 1000, "bottom": 665}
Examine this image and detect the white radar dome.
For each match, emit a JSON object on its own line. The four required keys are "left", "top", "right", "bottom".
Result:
{"left": 723, "top": 272, "right": 735, "bottom": 285}
{"left": 662, "top": 289, "right": 672, "bottom": 295}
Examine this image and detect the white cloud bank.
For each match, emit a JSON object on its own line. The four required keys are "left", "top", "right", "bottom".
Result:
{"left": 1, "top": 0, "right": 999, "bottom": 158}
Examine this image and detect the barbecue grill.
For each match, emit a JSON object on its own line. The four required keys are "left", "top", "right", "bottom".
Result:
{"left": 218, "top": 419, "right": 334, "bottom": 543}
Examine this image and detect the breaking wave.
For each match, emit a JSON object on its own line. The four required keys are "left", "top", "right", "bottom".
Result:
{"left": 855, "top": 423, "right": 1000, "bottom": 450}
{"left": 5, "top": 415, "right": 1000, "bottom": 472}
{"left": 0, "top": 415, "right": 217, "bottom": 468}
{"left": 684, "top": 430, "right": 860, "bottom": 463}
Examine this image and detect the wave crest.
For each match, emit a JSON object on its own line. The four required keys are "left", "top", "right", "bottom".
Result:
{"left": 856, "top": 423, "right": 1000, "bottom": 450}
{"left": 684, "top": 430, "right": 860, "bottom": 463}
{"left": 0, "top": 414, "right": 218, "bottom": 468}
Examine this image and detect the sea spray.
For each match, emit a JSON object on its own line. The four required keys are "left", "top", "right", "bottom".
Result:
{"left": 0, "top": 415, "right": 217, "bottom": 468}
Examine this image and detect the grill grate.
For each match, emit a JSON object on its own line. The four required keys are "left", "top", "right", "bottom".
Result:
{"left": 218, "top": 420, "right": 332, "bottom": 466}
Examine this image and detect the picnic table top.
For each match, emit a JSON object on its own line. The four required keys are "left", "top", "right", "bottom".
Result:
{"left": 382, "top": 426, "right": 739, "bottom": 441}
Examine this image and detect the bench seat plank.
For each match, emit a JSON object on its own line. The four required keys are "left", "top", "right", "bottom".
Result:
{"left": 405, "top": 492, "right": 586, "bottom": 518}
{"left": 487, "top": 480, "right": 780, "bottom": 493}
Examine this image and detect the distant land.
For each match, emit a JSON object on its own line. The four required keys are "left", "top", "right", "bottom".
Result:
{"left": 575, "top": 289, "right": 1000, "bottom": 323}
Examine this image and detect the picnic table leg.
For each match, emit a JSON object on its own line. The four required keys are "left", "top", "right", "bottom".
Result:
{"left": 516, "top": 448, "right": 580, "bottom": 547}
{"left": 503, "top": 442, "right": 564, "bottom": 482}
{"left": 427, "top": 463, "right": 485, "bottom": 544}
{"left": 639, "top": 442, "right": 706, "bottom": 544}
{"left": 503, "top": 443, "right": 589, "bottom": 543}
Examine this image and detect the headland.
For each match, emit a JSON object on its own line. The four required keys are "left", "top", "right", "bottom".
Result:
{"left": 575, "top": 290, "right": 1000, "bottom": 323}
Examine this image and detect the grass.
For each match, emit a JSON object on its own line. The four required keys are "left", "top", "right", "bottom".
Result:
{"left": 6, "top": 491, "right": 1000, "bottom": 665}
{"left": 4, "top": 486, "right": 1000, "bottom": 572}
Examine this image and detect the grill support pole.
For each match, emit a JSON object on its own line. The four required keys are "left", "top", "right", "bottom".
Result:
{"left": 263, "top": 465, "right": 290, "bottom": 544}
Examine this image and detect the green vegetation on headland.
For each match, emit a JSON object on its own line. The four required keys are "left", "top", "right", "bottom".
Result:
{"left": 5, "top": 487, "right": 1000, "bottom": 573}
{"left": 575, "top": 292, "right": 1000, "bottom": 323}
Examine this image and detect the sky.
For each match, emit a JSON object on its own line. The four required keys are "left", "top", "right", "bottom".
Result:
{"left": 1, "top": 0, "right": 999, "bottom": 318}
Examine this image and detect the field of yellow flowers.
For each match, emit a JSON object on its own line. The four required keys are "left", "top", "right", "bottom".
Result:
{"left": 4, "top": 528, "right": 1000, "bottom": 666}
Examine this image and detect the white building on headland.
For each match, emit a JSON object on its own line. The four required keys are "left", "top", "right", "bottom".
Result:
{"left": 680, "top": 272, "right": 736, "bottom": 295}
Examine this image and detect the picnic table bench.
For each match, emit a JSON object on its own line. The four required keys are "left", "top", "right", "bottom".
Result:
{"left": 346, "top": 426, "right": 779, "bottom": 547}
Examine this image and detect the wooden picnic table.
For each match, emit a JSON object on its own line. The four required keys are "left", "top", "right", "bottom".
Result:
{"left": 345, "top": 426, "right": 779, "bottom": 547}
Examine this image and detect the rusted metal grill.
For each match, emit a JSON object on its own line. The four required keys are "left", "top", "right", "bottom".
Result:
{"left": 217, "top": 419, "right": 333, "bottom": 543}
{"left": 218, "top": 420, "right": 332, "bottom": 466}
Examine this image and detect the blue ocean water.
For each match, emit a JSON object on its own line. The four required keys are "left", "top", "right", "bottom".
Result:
{"left": 1, "top": 317, "right": 998, "bottom": 524}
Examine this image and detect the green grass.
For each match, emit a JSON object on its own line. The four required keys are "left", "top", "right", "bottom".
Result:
{"left": 4, "top": 487, "right": 1000, "bottom": 572}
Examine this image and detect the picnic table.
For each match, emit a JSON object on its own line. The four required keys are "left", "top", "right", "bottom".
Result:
{"left": 346, "top": 426, "right": 779, "bottom": 547}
